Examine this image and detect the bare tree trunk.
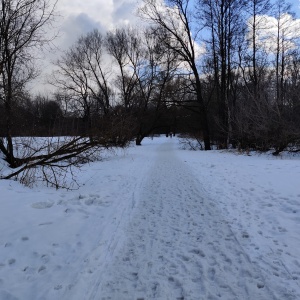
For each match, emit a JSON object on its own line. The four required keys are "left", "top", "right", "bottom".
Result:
{"left": 0, "top": 0, "right": 57, "bottom": 167}
{"left": 140, "top": 0, "right": 211, "bottom": 150}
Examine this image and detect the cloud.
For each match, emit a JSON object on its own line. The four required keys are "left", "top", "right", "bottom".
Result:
{"left": 30, "top": 0, "right": 142, "bottom": 94}
{"left": 50, "top": 0, "right": 144, "bottom": 53}
{"left": 247, "top": 13, "right": 300, "bottom": 53}
{"left": 56, "top": 13, "right": 107, "bottom": 51}
{"left": 57, "top": 0, "right": 140, "bottom": 31}
{"left": 112, "top": 1, "right": 137, "bottom": 26}
{"left": 57, "top": 0, "right": 114, "bottom": 29}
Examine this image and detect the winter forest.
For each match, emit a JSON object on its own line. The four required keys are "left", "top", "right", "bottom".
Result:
{"left": 1, "top": 0, "right": 300, "bottom": 185}
{"left": 1, "top": 1, "right": 300, "bottom": 299}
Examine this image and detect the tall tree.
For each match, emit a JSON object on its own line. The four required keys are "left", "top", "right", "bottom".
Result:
{"left": 53, "top": 30, "right": 112, "bottom": 134}
{"left": 199, "top": 0, "right": 246, "bottom": 147}
{"left": 140, "top": 0, "right": 211, "bottom": 150}
{"left": 272, "top": 0, "right": 293, "bottom": 107}
{"left": 106, "top": 28, "right": 138, "bottom": 112}
{"left": 0, "top": 0, "right": 57, "bottom": 167}
{"left": 131, "top": 28, "right": 179, "bottom": 145}
{"left": 244, "top": 0, "right": 271, "bottom": 96}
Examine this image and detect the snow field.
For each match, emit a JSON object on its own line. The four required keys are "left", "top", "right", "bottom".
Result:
{"left": 175, "top": 142, "right": 300, "bottom": 299}
{"left": 0, "top": 136, "right": 299, "bottom": 299}
{"left": 0, "top": 145, "right": 156, "bottom": 300}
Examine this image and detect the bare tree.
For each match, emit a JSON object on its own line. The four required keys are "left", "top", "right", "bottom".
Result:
{"left": 228, "top": 0, "right": 271, "bottom": 149}
{"left": 53, "top": 29, "right": 112, "bottom": 134}
{"left": 107, "top": 26, "right": 179, "bottom": 145}
{"left": 236, "top": 0, "right": 300, "bottom": 153}
{"left": 0, "top": 3, "right": 128, "bottom": 187}
{"left": 140, "top": 0, "right": 211, "bottom": 149}
{"left": 199, "top": 0, "right": 247, "bottom": 147}
{"left": 106, "top": 28, "right": 138, "bottom": 111}
{"left": 133, "top": 28, "right": 179, "bottom": 145}
{"left": 53, "top": 30, "right": 136, "bottom": 146}
{"left": 270, "top": 0, "right": 295, "bottom": 107}
{"left": 0, "top": 0, "right": 57, "bottom": 167}
{"left": 1, "top": 136, "right": 105, "bottom": 188}
{"left": 244, "top": 0, "right": 271, "bottom": 94}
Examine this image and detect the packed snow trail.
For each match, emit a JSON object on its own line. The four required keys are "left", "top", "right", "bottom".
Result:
{"left": 1, "top": 138, "right": 299, "bottom": 299}
{"left": 89, "top": 140, "right": 274, "bottom": 300}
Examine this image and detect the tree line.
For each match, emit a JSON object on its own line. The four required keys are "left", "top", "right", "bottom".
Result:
{"left": 139, "top": 0, "right": 300, "bottom": 153}
{"left": 1, "top": 0, "right": 300, "bottom": 185}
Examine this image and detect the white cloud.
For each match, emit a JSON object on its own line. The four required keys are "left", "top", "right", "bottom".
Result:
{"left": 31, "top": 0, "right": 142, "bottom": 94}
{"left": 247, "top": 13, "right": 300, "bottom": 53}
{"left": 58, "top": 0, "right": 114, "bottom": 28}
{"left": 57, "top": 0, "right": 139, "bottom": 33}
{"left": 51, "top": 0, "right": 141, "bottom": 51}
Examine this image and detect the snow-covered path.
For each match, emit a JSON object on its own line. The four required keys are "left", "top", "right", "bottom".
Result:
{"left": 90, "top": 141, "right": 274, "bottom": 300}
{"left": 1, "top": 137, "right": 299, "bottom": 300}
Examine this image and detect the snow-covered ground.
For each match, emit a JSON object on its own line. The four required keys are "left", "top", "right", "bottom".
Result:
{"left": 0, "top": 137, "right": 299, "bottom": 299}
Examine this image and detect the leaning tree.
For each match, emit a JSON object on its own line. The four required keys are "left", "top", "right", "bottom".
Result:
{"left": 0, "top": 1, "right": 127, "bottom": 188}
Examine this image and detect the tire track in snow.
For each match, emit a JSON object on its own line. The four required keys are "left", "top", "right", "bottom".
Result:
{"left": 92, "top": 140, "right": 275, "bottom": 300}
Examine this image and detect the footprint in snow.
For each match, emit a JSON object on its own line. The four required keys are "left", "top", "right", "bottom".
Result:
{"left": 208, "top": 267, "right": 216, "bottom": 281}
{"left": 38, "top": 265, "right": 46, "bottom": 274}
{"left": 41, "top": 254, "right": 50, "bottom": 264}
{"left": 31, "top": 202, "right": 54, "bottom": 209}
{"left": 8, "top": 259, "right": 16, "bottom": 265}
{"left": 242, "top": 232, "right": 250, "bottom": 238}
{"left": 257, "top": 282, "right": 265, "bottom": 289}
{"left": 178, "top": 254, "right": 190, "bottom": 262}
{"left": 278, "top": 227, "right": 287, "bottom": 233}
{"left": 54, "top": 284, "right": 62, "bottom": 290}
{"left": 84, "top": 196, "right": 110, "bottom": 206}
{"left": 189, "top": 249, "right": 206, "bottom": 257}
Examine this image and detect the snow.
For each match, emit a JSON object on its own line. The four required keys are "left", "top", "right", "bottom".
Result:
{"left": 0, "top": 136, "right": 299, "bottom": 299}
